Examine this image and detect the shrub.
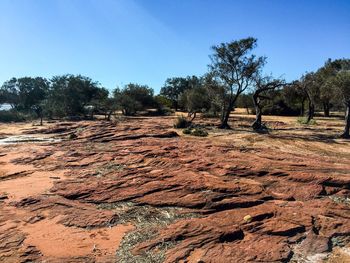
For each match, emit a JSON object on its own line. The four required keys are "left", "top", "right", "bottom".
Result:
{"left": 174, "top": 116, "right": 191, "bottom": 128}
{"left": 202, "top": 112, "right": 219, "bottom": 118}
{"left": 297, "top": 117, "right": 317, "bottom": 125}
{"left": 182, "top": 128, "right": 192, "bottom": 134}
{"left": 190, "top": 128, "right": 208, "bottom": 137}
{"left": 0, "top": 110, "right": 26, "bottom": 122}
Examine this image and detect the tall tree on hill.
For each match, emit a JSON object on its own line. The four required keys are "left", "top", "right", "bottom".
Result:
{"left": 209, "top": 37, "right": 265, "bottom": 129}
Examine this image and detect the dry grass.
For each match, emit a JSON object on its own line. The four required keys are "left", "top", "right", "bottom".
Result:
{"left": 98, "top": 202, "right": 198, "bottom": 263}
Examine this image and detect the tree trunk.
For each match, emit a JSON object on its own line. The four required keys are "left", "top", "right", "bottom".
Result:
{"left": 341, "top": 102, "right": 350, "bottom": 138}
{"left": 107, "top": 110, "right": 113, "bottom": 121}
{"left": 219, "top": 102, "right": 233, "bottom": 129}
{"left": 306, "top": 101, "right": 314, "bottom": 123}
{"left": 40, "top": 115, "right": 43, "bottom": 126}
{"left": 252, "top": 94, "right": 262, "bottom": 130}
{"left": 323, "top": 102, "right": 330, "bottom": 117}
{"left": 300, "top": 98, "right": 305, "bottom": 116}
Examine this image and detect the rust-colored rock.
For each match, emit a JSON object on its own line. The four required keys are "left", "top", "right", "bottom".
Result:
{"left": 0, "top": 116, "right": 350, "bottom": 262}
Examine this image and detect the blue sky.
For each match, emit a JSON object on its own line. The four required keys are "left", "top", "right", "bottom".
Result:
{"left": 0, "top": 0, "right": 349, "bottom": 93}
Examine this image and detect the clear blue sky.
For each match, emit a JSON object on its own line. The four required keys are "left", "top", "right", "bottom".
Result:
{"left": 0, "top": 0, "right": 349, "bottom": 93}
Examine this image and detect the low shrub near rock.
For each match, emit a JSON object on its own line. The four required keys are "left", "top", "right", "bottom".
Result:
{"left": 191, "top": 128, "right": 208, "bottom": 137}
{"left": 174, "top": 116, "right": 191, "bottom": 128}
{"left": 182, "top": 127, "right": 208, "bottom": 137}
{"left": 182, "top": 128, "right": 192, "bottom": 134}
{"left": 297, "top": 117, "right": 317, "bottom": 125}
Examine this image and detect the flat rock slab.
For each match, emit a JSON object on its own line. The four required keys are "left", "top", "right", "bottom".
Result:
{"left": 0, "top": 117, "right": 349, "bottom": 262}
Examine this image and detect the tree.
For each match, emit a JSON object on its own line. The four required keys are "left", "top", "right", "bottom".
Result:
{"left": 298, "top": 73, "right": 319, "bottom": 123}
{"left": 317, "top": 59, "right": 350, "bottom": 116}
{"left": 160, "top": 76, "right": 200, "bottom": 111}
{"left": 252, "top": 75, "right": 285, "bottom": 130}
{"left": 88, "top": 87, "right": 110, "bottom": 119}
{"left": 0, "top": 78, "right": 20, "bottom": 108}
{"left": 181, "top": 86, "right": 210, "bottom": 121}
{"left": 0, "top": 77, "right": 49, "bottom": 124}
{"left": 202, "top": 73, "right": 226, "bottom": 117}
{"left": 47, "top": 75, "right": 104, "bottom": 118}
{"left": 282, "top": 82, "right": 307, "bottom": 116}
{"left": 209, "top": 37, "right": 265, "bottom": 128}
{"left": 335, "top": 71, "right": 350, "bottom": 138}
{"left": 114, "top": 83, "right": 155, "bottom": 116}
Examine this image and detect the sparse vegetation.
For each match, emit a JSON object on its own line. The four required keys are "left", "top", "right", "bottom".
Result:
{"left": 97, "top": 202, "right": 198, "bottom": 263}
{"left": 297, "top": 117, "right": 317, "bottom": 125}
{"left": 173, "top": 115, "right": 191, "bottom": 128}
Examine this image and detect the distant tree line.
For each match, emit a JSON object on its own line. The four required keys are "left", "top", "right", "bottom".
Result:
{"left": 1, "top": 38, "right": 349, "bottom": 137}
{"left": 0, "top": 75, "right": 166, "bottom": 123}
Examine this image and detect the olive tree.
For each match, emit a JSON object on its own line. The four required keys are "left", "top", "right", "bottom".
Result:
{"left": 209, "top": 37, "right": 265, "bottom": 128}
{"left": 252, "top": 75, "right": 285, "bottom": 130}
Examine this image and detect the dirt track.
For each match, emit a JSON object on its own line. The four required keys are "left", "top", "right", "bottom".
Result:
{"left": 0, "top": 114, "right": 349, "bottom": 262}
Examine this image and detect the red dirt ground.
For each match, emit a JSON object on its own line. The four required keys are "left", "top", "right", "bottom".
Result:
{"left": 0, "top": 114, "right": 349, "bottom": 262}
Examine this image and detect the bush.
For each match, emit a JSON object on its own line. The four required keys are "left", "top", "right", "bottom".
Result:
{"left": 174, "top": 116, "right": 191, "bottom": 128}
{"left": 182, "top": 128, "right": 192, "bottom": 134}
{"left": 297, "top": 117, "right": 317, "bottom": 125}
{"left": 191, "top": 128, "right": 208, "bottom": 137}
{"left": 0, "top": 110, "right": 26, "bottom": 122}
{"left": 156, "top": 106, "right": 174, "bottom": 116}
{"left": 202, "top": 111, "right": 219, "bottom": 118}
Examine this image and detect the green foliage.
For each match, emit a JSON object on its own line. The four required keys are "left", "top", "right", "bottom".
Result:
{"left": 182, "top": 128, "right": 192, "bottom": 134}
{"left": 114, "top": 83, "right": 155, "bottom": 116}
{"left": 182, "top": 127, "right": 208, "bottom": 137}
{"left": 209, "top": 37, "right": 266, "bottom": 128}
{"left": 297, "top": 117, "right": 317, "bottom": 125}
{"left": 173, "top": 115, "right": 191, "bottom": 128}
{"left": 181, "top": 86, "right": 210, "bottom": 118}
{"left": 0, "top": 110, "right": 26, "bottom": 122}
{"left": 154, "top": 95, "right": 172, "bottom": 108}
{"left": 0, "top": 77, "right": 49, "bottom": 116}
{"left": 190, "top": 128, "right": 208, "bottom": 137}
{"left": 47, "top": 74, "right": 106, "bottom": 118}
{"left": 160, "top": 76, "right": 201, "bottom": 110}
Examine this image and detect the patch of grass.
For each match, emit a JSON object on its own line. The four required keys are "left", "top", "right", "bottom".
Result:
{"left": 297, "top": 117, "right": 317, "bottom": 125}
{"left": 329, "top": 196, "right": 350, "bottom": 206}
{"left": 98, "top": 202, "right": 198, "bottom": 263}
{"left": 95, "top": 162, "right": 124, "bottom": 177}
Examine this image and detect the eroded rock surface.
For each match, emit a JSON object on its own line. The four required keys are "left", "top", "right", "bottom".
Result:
{"left": 0, "top": 117, "right": 349, "bottom": 262}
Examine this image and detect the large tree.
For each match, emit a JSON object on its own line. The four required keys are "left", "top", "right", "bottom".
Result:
{"left": 209, "top": 37, "right": 265, "bottom": 128}
{"left": 298, "top": 73, "right": 319, "bottom": 123}
{"left": 114, "top": 83, "right": 155, "bottom": 116}
{"left": 0, "top": 77, "right": 49, "bottom": 124}
{"left": 47, "top": 75, "right": 104, "bottom": 117}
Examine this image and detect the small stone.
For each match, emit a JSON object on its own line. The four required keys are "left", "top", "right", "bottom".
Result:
{"left": 243, "top": 215, "right": 252, "bottom": 223}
